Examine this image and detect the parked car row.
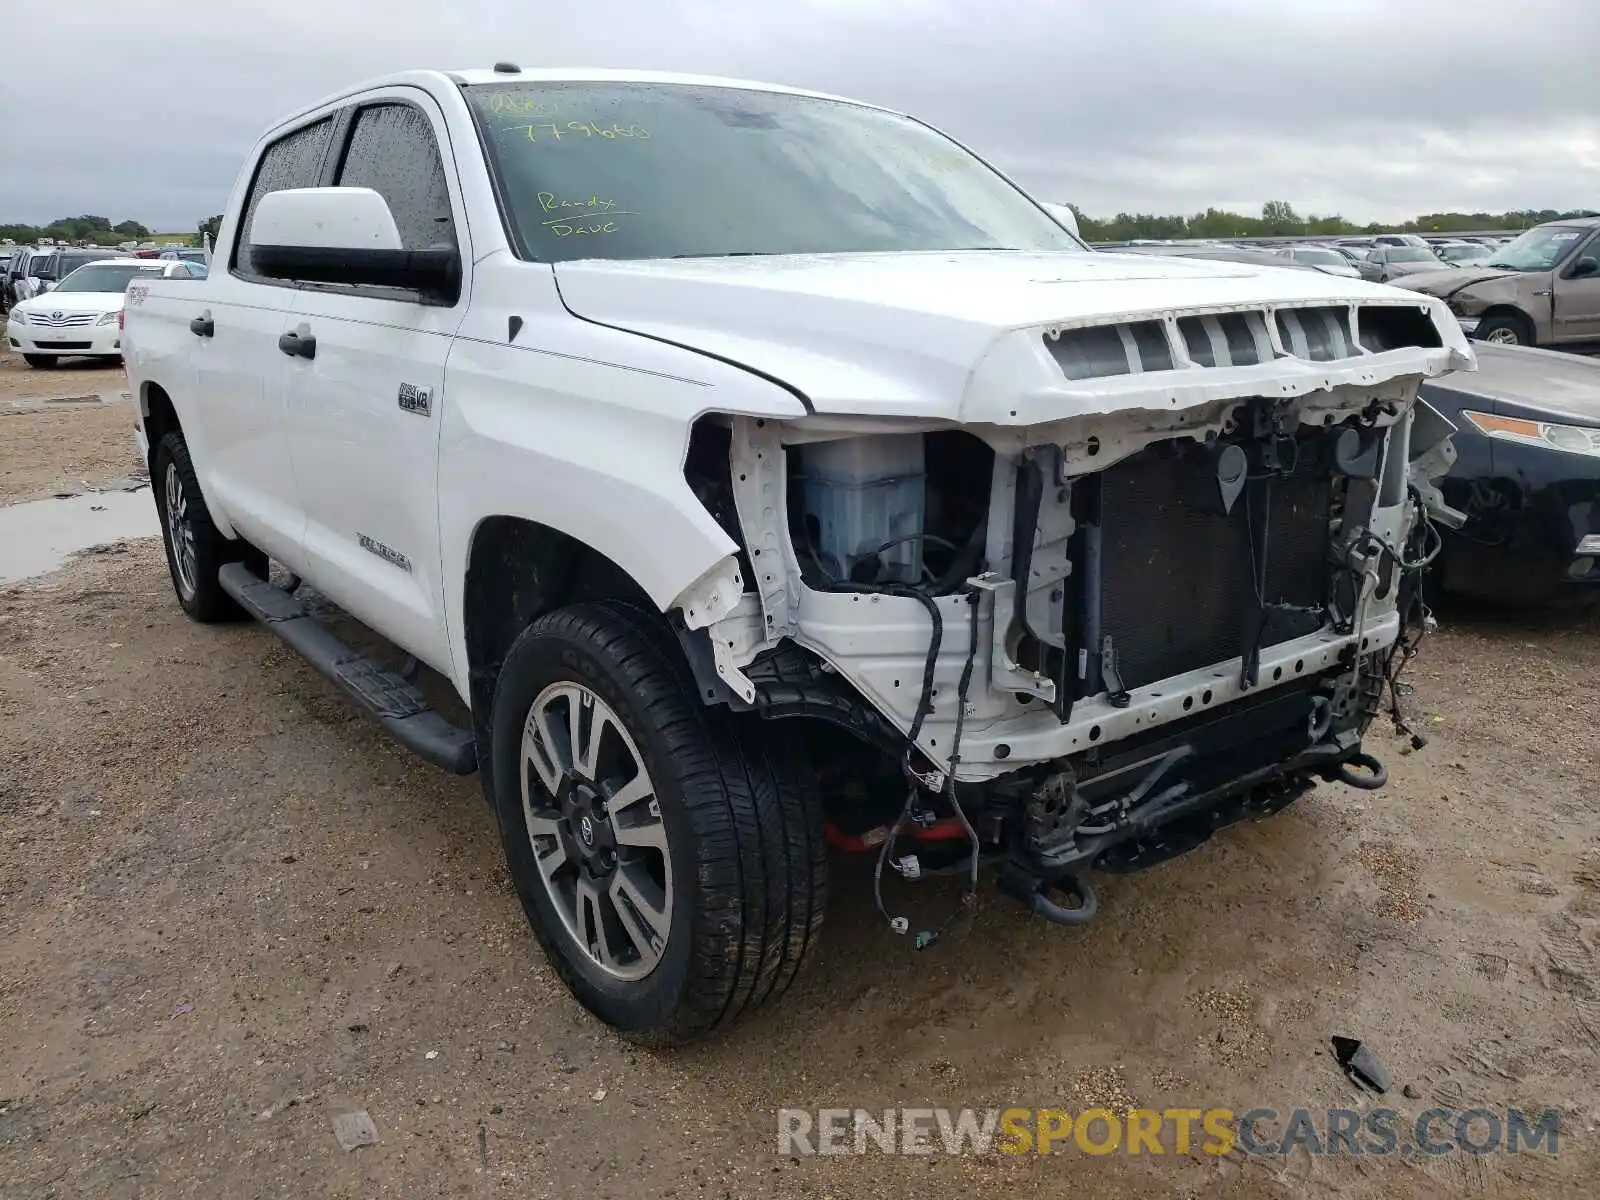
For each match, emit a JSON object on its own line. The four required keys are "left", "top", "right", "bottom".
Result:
{"left": 3, "top": 247, "right": 129, "bottom": 313}
{"left": 4, "top": 257, "right": 206, "bottom": 367}
{"left": 1104, "top": 220, "right": 1600, "bottom": 353}
{"left": 1100, "top": 235, "right": 1600, "bottom": 607}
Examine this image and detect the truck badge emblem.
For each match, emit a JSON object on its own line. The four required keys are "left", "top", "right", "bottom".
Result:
{"left": 398, "top": 383, "right": 432, "bottom": 416}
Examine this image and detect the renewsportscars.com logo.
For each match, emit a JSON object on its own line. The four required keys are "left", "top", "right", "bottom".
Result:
{"left": 777, "top": 1106, "right": 1562, "bottom": 1158}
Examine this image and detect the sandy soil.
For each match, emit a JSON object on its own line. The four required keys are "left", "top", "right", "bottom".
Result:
{"left": 0, "top": 350, "right": 141, "bottom": 504}
{"left": 1, "top": 398, "right": 1598, "bottom": 1198}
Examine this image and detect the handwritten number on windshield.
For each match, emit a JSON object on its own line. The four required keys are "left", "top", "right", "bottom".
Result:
{"left": 501, "top": 123, "right": 650, "bottom": 143}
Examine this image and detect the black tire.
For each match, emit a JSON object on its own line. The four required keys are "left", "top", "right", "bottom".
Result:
{"left": 490, "top": 600, "right": 826, "bottom": 1045}
{"left": 23, "top": 354, "right": 57, "bottom": 369}
{"left": 1475, "top": 312, "right": 1533, "bottom": 346}
{"left": 153, "top": 430, "right": 266, "bottom": 622}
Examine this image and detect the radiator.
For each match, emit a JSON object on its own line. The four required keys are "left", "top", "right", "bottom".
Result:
{"left": 1097, "top": 438, "right": 1332, "bottom": 691}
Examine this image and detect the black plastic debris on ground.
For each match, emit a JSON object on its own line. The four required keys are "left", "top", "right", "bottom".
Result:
{"left": 1331, "top": 1036, "right": 1391, "bottom": 1094}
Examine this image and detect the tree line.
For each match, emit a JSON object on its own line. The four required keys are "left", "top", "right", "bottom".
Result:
{"left": 0, "top": 214, "right": 194, "bottom": 247}
{"left": 1068, "top": 201, "right": 1598, "bottom": 243}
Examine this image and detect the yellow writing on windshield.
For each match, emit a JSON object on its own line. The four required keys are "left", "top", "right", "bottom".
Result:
{"left": 500, "top": 122, "right": 651, "bottom": 143}
{"left": 547, "top": 220, "right": 620, "bottom": 238}
{"left": 488, "top": 93, "right": 556, "bottom": 118}
{"left": 537, "top": 192, "right": 623, "bottom": 213}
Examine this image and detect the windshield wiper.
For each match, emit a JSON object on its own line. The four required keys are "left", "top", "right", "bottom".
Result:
{"left": 668, "top": 251, "right": 782, "bottom": 259}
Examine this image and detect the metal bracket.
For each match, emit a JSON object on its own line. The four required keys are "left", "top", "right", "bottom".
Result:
{"left": 970, "top": 573, "right": 1056, "bottom": 702}
{"left": 1100, "top": 636, "right": 1131, "bottom": 708}
{"left": 1408, "top": 399, "right": 1467, "bottom": 530}
{"left": 729, "top": 417, "right": 797, "bottom": 643}
{"left": 704, "top": 595, "right": 766, "bottom": 705}
{"left": 671, "top": 556, "right": 745, "bottom": 631}
{"left": 1023, "top": 455, "right": 1074, "bottom": 650}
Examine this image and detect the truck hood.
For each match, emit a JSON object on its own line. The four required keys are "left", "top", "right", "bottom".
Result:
{"left": 1395, "top": 266, "right": 1518, "bottom": 298}
{"left": 553, "top": 250, "right": 1471, "bottom": 423}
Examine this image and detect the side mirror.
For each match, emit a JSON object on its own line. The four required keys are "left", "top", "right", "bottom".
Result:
{"left": 248, "top": 187, "right": 460, "bottom": 304}
{"left": 1571, "top": 256, "right": 1599, "bottom": 279}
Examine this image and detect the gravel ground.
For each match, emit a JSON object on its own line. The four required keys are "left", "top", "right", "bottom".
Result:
{"left": 1, "top": 379, "right": 1598, "bottom": 1198}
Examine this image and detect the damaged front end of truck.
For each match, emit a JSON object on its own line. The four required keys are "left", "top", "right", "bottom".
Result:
{"left": 681, "top": 293, "right": 1471, "bottom": 937}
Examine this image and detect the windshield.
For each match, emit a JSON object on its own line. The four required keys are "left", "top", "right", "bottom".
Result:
{"left": 1487, "top": 226, "right": 1589, "bottom": 271}
{"left": 52, "top": 263, "right": 158, "bottom": 293}
{"left": 1386, "top": 248, "right": 1438, "bottom": 263}
{"left": 466, "top": 82, "right": 1083, "bottom": 262}
{"left": 57, "top": 254, "right": 109, "bottom": 276}
{"left": 1438, "top": 244, "right": 1491, "bottom": 261}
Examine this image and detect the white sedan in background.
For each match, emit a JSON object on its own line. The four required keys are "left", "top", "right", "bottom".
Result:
{"left": 6, "top": 258, "right": 206, "bottom": 368}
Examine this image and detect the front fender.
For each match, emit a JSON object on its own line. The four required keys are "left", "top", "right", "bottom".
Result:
{"left": 1456, "top": 276, "right": 1555, "bottom": 341}
{"left": 437, "top": 331, "right": 802, "bottom": 699}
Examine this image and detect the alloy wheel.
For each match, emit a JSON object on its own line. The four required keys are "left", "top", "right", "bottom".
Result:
{"left": 520, "top": 682, "right": 673, "bottom": 981}
{"left": 164, "top": 460, "right": 198, "bottom": 600}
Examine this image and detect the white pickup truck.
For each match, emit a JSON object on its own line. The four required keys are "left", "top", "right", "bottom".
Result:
{"left": 123, "top": 66, "right": 1471, "bottom": 1044}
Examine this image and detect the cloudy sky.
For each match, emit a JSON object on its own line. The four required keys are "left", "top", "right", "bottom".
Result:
{"left": 4, "top": 0, "right": 1596, "bottom": 231}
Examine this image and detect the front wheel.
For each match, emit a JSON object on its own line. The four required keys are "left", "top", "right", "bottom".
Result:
{"left": 23, "top": 354, "right": 57, "bottom": 369}
{"left": 490, "top": 601, "right": 826, "bottom": 1045}
{"left": 1476, "top": 314, "right": 1532, "bottom": 346}
{"left": 152, "top": 431, "right": 265, "bottom": 622}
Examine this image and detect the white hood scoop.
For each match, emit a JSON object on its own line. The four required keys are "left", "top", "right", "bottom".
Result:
{"left": 553, "top": 251, "right": 1474, "bottom": 422}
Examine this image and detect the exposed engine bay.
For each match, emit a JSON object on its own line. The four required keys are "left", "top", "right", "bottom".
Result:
{"left": 679, "top": 300, "right": 1464, "bottom": 938}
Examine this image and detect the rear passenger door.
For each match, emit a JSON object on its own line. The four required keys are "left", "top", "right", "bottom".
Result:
{"left": 281, "top": 93, "right": 471, "bottom": 674}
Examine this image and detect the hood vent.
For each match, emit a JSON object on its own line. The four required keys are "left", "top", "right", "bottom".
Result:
{"left": 1044, "top": 302, "right": 1443, "bottom": 383}
{"left": 1178, "top": 311, "right": 1273, "bottom": 367}
{"left": 1275, "top": 306, "right": 1356, "bottom": 361}
{"left": 1045, "top": 319, "right": 1173, "bottom": 380}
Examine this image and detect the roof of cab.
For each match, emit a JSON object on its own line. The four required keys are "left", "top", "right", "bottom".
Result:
{"left": 270, "top": 67, "right": 881, "bottom": 133}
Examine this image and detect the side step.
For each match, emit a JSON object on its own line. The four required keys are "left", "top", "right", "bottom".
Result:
{"left": 219, "top": 563, "right": 477, "bottom": 775}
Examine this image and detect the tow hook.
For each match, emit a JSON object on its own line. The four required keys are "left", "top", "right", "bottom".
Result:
{"left": 1327, "top": 751, "right": 1388, "bottom": 791}
{"left": 998, "top": 861, "right": 1099, "bottom": 926}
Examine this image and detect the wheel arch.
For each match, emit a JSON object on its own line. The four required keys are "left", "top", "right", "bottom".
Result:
{"left": 138, "top": 380, "right": 181, "bottom": 471}
{"left": 1477, "top": 305, "right": 1537, "bottom": 344}
{"left": 458, "top": 515, "right": 690, "bottom": 800}
{"left": 137, "top": 379, "right": 240, "bottom": 540}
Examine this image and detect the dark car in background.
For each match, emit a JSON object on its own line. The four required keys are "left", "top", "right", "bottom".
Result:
{"left": 1423, "top": 343, "right": 1600, "bottom": 604}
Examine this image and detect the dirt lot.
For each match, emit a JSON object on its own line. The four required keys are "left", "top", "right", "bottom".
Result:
{"left": 0, "top": 354, "right": 141, "bottom": 505}
{"left": 2, "top": 368, "right": 1598, "bottom": 1198}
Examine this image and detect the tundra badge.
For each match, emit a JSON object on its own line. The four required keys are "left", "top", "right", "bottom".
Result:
{"left": 398, "top": 382, "right": 432, "bottom": 416}
{"left": 358, "top": 533, "right": 412, "bottom": 573}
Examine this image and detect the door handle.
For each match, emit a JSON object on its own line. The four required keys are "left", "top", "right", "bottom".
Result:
{"left": 189, "top": 312, "right": 214, "bottom": 337}
{"left": 277, "top": 329, "right": 316, "bottom": 360}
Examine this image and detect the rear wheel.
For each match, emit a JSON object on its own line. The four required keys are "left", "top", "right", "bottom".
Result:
{"left": 1476, "top": 313, "right": 1532, "bottom": 346}
{"left": 490, "top": 600, "right": 826, "bottom": 1045}
{"left": 23, "top": 354, "right": 57, "bottom": 369}
{"left": 153, "top": 431, "right": 265, "bottom": 622}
